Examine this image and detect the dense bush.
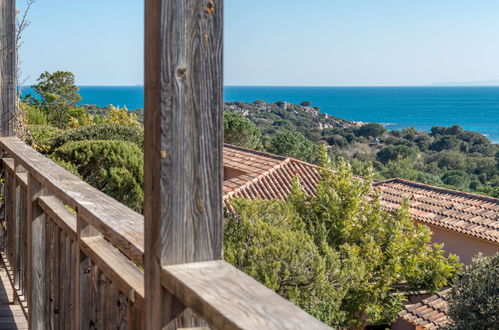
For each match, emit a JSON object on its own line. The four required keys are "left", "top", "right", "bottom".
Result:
{"left": 226, "top": 152, "right": 460, "bottom": 328}
{"left": 376, "top": 145, "right": 417, "bottom": 164}
{"left": 356, "top": 123, "right": 387, "bottom": 138}
{"left": 50, "top": 124, "right": 144, "bottom": 149}
{"left": 53, "top": 140, "right": 144, "bottom": 212}
{"left": 27, "top": 125, "right": 62, "bottom": 150}
{"left": 442, "top": 170, "right": 471, "bottom": 190}
{"left": 446, "top": 253, "right": 498, "bottom": 330}
{"left": 223, "top": 112, "right": 261, "bottom": 149}
{"left": 264, "top": 131, "right": 319, "bottom": 163}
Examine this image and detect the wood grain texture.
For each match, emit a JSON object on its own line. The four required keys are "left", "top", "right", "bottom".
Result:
{"left": 144, "top": 0, "right": 223, "bottom": 328}
{"left": 27, "top": 174, "right": 47, "bottom": 330}
{"left": 0, "top": 0, "right": 15, "bottom": 137}
{"left": 79, "top": 236, "right": 145, "bottom": 306}
{"left": 37, "top": 195, "right": 77, "bottom": 241}
{"left": 162, "top": 261, "right": 332, "bottom": 330}
{"left": 0, "top": 136, "right": 144, "bottom": 265}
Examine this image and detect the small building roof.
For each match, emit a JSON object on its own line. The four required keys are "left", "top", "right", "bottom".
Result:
{"left": 399, "top": 289, "right": 451, "bottom": 329}
{"left": 373, "top": 179, "right": 499, "bottom": 244}
{"left": 223, "top": 144, "right": 499, "bottom": 245}
{"left": 223, "top": 144, "right": 321, "bottom": 201}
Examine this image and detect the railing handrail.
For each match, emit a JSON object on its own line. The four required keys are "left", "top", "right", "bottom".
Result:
{"left": 0, "top": 136, "right": 145, "bottom": 265}
{"left": 0, "top": 137, "right": 331, "bottom": 329}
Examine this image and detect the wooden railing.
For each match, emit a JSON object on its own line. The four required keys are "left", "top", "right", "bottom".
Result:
{"left": 0, "top": 136, "right": 330, "bottom": 330}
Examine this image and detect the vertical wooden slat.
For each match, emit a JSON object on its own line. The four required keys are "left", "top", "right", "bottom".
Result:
{"left": 51, "top": 223, "right": 61, "bottom": 329}
{"left": 27, "top": 174, "right": 48, "bottom": 330}
{"left": 144, "top": 0, "right": 224, "bottom": 328}
{"left": 0, "top": 0, "right": 16, "bottom": 136}
{"left": 76, "top": 215, "right": 99, "bottom": 330}
{"left": 97, "top": 271, "right": 106, "bottom": 330}
{"left": 70, "top": 239, "right": 77, "bottom": 330}
{"left": 59, "top": 230, "right": 67, "bottom": 330}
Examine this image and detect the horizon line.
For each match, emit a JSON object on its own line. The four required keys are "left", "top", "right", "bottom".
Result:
{"left": 21, "top": 84, "right": 499, "bottom": 88}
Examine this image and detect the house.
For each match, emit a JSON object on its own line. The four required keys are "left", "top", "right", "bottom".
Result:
{"left": 222, "top": 144, "right": 499, "bottom": 329}
{"left": 223, "top": 144, "right": 499, "bottom": 265}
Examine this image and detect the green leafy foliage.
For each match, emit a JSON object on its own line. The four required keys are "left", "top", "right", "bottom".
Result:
{"left": 446, "top": 253, "right": 499, "bottom": 330}
{"left": 263, "top": 131, "right": 319, "bottom": 163}
{"left": 50, "top": 124, "right": 144, "bottom": 149}
{"left": 225, "top": 101, "right": 499, "bottom": 197}
{"left": 26, "top": 125, "right": 62, "bottom": 152}
{"left": 52, "top": 140, "right": 144, "bottom": 212}
{"left": 23, "top": 101, "right": 48, "bottom": 125}
{"left": 441, "top": 170, "right": 471, "bottom": 190}
{"left": 223, "top": 112, "right": 261, "bottom": 149}
{"left": 356, "top": 123, "right": 387, "bottom": 138}
{"left": 225, "top": 149, "right": 461, "bottom": 328}
{"left": 30, "top": 71, "right": 82, "bottom": 128}
{"left": 224, "top": 199, "right": 348, "bottom": 324}
{"left": 376, "top": 145, "right": 417, "bottom": 164}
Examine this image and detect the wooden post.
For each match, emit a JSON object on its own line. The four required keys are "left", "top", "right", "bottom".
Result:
{"left": 0, "top": 0, "right": 16, "bottom": 136}
{"left": 27, "top": 174, "right": 48, "bottom": 330}
{"left": 144, "top": 0, "right": 224, "bottom": 328}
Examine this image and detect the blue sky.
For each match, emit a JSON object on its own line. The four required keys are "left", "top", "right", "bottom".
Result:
{"left": 19, "top": 0, "right": 499, "bottom": 86}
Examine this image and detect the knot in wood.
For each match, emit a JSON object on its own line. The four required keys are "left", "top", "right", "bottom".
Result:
{"left": 205, "top": 0, "right": 214, "bottom": 14}
{"left": 176, "top": 67, "right": 187, "bottom": 79}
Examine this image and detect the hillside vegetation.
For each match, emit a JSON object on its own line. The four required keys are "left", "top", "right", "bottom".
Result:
{"left": 223, "top": 101, "right": 499, "bottom": 198}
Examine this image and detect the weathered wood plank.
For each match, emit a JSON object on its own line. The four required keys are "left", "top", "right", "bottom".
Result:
{"left": 37, "top": 195, "right": 77, "bottom": 241}
{"left": 162, "top": 261, "right": 331, "bottom": 330}
{"left": 0, "top": 136, "right": 144, "bottom": 265}
{"left": 15, "top": 173, "right": 27, "bottom": 188}
{"left": 144, "top": 0, "right": 224, "bottom": 328}
{"left": 80, "top": 236, "right": 144, "bottom": 305}
{"left": 0, "top": 0, "right": 16, "bottom": 137}
{"left": 27, "top": 174, "right": 48, "bottom": 330}
{"left": 2, "top": 158, "right": 14, "bottom": 173}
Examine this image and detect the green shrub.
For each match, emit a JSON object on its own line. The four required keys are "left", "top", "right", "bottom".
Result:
{"left": 27, "top": 125, "right": 61, "bottom": 150}
{"left": 442, "top": 170, "right": 471, "bottom": 190}
{"left": 356, "top": 123, "right": 387, "bottom": 138}
{"left": 53, "top": 140, "right": 144, "bottom": 212}
{"left": 446, "top": 253, "right": 499, "bottom": 330}
{"left": 264, "top": 131, "right": 319, "bottom": 163}
{"left": 50, "top": 124, "right": 144, "bottom": 149}
{"left": 24, "top": 102, "right": 48, "bottom": 125}
{"left": 376, "top": 145, "right": 417, "bottom": 164}
{"left": 223, "top": 112, "right": 261, "bottom": 149}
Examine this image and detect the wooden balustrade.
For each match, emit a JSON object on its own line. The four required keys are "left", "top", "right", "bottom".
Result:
{"left": 0, "top": 137, "right": 330, "bottom": 329}
{"left": 0, "top": 137, "right": 146, "bottom": 329}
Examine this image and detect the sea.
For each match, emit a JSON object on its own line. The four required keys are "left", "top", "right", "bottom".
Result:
{"left": 22, "top": 86, "right": 499, "bottom": 143}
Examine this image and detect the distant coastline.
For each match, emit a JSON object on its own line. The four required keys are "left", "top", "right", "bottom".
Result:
{"left": 22, "top": 85, "right": 499, "bottom": 143}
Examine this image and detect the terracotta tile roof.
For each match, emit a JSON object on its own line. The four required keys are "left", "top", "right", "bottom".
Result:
{"left": 373, "top": 179, "right": 499, "bottom": 244}
{"left": 222, "top": 145, "right": 499, "bottom": 244}
{"left": 223, "top": 144, "right": 321, "bottom": 201}
{"left": 399, "top": 289, "right": 451, "bottom": 329}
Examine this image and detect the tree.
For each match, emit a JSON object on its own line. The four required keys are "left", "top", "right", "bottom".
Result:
{"left": 224, "top": 199, "right": 348, "bottom": 324}
{"left": 430, "top": 135, "right": 461, "bottom": 151}
{"left": 300, "top": 101, "right": 312, "bottom": 107}
{"left": 226, "top": 150, "right": 461, "bottom": 328}
{"left": 264, "top": 131, "right": 319, "bottom": 163}
{"left": 446, "top": 253, "right": 498, "bottom": 330}
{"left": 31, "top": 71, "right": 82, "bottom": 128}
{"left": 376, "top": 145, "right": 417, "bottom": 164}
{"left": 442, "top": 170, "right": 471, "bottom": 190}
{"left": 356, "top": 123, "right": 387, "bottom": 138}
{"left": 52, "top": 140, "right": 144, "bottom": 212}
{"left": 223, "top": 112, "right": 261, "bottom": 149}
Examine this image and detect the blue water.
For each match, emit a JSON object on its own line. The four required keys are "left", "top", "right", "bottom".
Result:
{"left": 22, "top": 86, "right": 499, "bottom": 142}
